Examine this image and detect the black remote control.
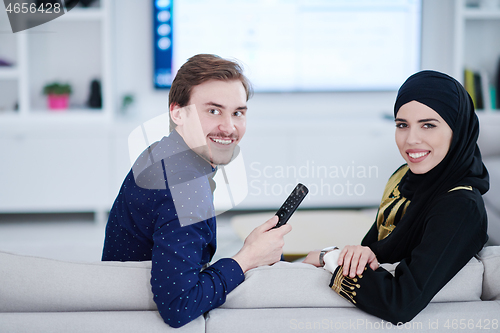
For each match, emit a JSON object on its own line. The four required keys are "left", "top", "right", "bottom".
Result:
{"left": 273, "top": 183, "right": 309, "bottom": 229}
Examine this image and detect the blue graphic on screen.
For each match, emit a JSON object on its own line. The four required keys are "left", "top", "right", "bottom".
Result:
{"left": 154, "top": 0, "right": 173, "bottom": 88}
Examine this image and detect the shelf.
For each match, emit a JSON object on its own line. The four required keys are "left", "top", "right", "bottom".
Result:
{"left": 0, "top": 111, "right": 19, "bottom": 117}
{"left": 0, "top": 67, "right": 19, "bottom": 79}
{"left": 454, "top": 0, "right": 500, "bottom": 90}
{"left": 464, "top": 9, "right": 500, "bottom": 19}
{"left": 0, "top": 0, "right": 114, "bottom": 216}
{"left": 24, "top": 8, "right": 104, "bottom": 25}
{"left": 5, "top": 0, "right": 113, "bottom": 120}
{"left": 0, "top": 110, "right": 111, "bottom": 124}
{"left": 59, "top": 8, "right": 105, "bottom": 21}
{"left": 29, "top": 108, "right": 107, "bottom": 116}
{"left": 476, "top": 109, "right": 500, "bottom": 113}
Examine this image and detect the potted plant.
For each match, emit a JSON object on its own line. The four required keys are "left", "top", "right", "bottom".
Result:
{"left": 43, "top": 82, "right": 72, "bottom": 110}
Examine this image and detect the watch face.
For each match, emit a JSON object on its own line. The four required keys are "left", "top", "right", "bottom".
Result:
{"left": 320, "top": 246, "right": 339, "bottom": 266}
{"left": 319, "top": 252, "right": 325, "bottom": 266}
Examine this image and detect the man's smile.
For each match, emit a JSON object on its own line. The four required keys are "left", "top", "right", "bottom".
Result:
{"left": 209, "top": 136, "right": 237, "bottom": 146}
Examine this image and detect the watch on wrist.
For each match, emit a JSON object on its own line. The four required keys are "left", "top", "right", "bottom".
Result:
{"left": 319, "top": 246, "right": 339, "bottom": 266}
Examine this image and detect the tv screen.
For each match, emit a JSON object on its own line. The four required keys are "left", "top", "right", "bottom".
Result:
{"left": 153, "top": 0, "right": 422, "bottom": 92}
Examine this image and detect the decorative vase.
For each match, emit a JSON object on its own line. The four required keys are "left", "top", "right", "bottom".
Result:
{"left": 47, "top": 94, "right": 69, "bottom": 110}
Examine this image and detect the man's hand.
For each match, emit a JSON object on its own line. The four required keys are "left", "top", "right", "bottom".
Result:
{"left": 337, "top": 245, "right": 379, "bottom": 278}
{"left": 302, "top": 250, "right": 322, "bottom": 267}
{"left": 232, "top": 216, "right": 292, "bottom": 273}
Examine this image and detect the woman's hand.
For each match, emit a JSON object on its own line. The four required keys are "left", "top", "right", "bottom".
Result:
{"left": 302, "top": 250, "right": 322, "bottom": 267}
{"left": 337, "top": 245, "right": 379, "bottom": 278}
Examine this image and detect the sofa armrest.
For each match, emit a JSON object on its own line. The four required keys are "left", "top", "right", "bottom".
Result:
{"left": 478, "top": 246, "right": 500, "bottom": 300}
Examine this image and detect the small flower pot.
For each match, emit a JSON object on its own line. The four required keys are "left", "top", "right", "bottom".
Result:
{"left": 47, "top": 94, "right": 69, "bottom": 110}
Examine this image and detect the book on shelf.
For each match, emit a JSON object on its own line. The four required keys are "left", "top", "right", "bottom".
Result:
{"left": 464, "top": 68, "right": 496, "bottom": 111}
{"left": 492, "top": 86, "right": 497, "bottom": 110}
{"left": 464, "top": 68, "right": 477, "bottom": 107}
{"left": 474, "top": 72, "right": 484, "bottom": 110}
{"left": 496, "top": 57, "right": 500, "bottom": 111}
{"left": 480, "top": 70, "right": 492, "bottom": 111}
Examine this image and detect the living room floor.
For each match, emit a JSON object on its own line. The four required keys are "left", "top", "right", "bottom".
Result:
{"left": 0, "top": 211, "right": 245, "bottom": 263}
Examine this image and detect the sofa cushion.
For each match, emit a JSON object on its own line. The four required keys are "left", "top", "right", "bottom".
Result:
{"left": 222, "top": 258, "right": 483, "bottom": 309}
{"left": 209, "top": 301, "right": 500, "bottom": 333}
{"left": 380, "top": 257, "right": 483, "bottom": 303}
{"left": 478, "top": 246, "right": 500, "bottom": 300}
{"left": 223, "top": 262, "right": 353, "bottom": 309}
{"left": 0, "top": 251, "right": 156, "bottom": 312}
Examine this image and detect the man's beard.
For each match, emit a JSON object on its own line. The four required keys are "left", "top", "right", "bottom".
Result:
{"left": 201, "top": 133, "right": 239, "bottom": 165}
{"left": 192, "top": 142, "right": 236, "bottom": 166}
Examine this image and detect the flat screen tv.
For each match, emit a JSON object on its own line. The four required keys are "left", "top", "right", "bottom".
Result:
{"left": 153, "top": 0, "right": 422, "bottom": 92}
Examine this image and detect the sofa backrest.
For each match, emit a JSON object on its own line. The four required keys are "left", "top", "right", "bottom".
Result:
{"left": 0, "top": 251, "right": 156, "bottom": 312}
{"left": 1, "top": 246, "right": 498, "bottom": 313}
{"left": 477, "top": 113, "right": 500, "bottom": 158}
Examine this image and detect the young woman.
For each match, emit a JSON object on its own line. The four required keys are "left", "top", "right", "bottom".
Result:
{"left": 304, "top": 70, "right": 489, "bottom": 324}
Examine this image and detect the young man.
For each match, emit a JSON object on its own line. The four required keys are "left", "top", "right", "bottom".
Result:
{"left": 102, "top": 54, "right": 291, "bottom": 328}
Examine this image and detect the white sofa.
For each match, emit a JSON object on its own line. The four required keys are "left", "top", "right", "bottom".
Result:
{"left": 1, "top": 246, "right": 499, "bottom": 333}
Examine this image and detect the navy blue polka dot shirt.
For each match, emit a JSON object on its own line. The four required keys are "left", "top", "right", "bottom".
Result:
{"left": 102, "top": 130, "right": 245, "bottom": 328}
